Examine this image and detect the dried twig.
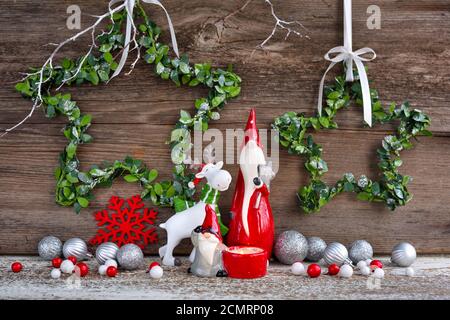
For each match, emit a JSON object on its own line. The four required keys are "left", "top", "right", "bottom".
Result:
{"left": 258, "top": 0, "right": 309, "bottom": 49}
{"left": 2, "top": 2, "right": 127, "bottom": 137}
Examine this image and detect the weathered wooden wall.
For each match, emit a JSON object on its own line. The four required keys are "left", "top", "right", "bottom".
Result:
{"left": 0, "top": 0, "right": 449, "bottom": 255}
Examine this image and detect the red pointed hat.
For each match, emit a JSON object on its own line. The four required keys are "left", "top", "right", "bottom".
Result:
{"left": 244, "top": 108, "right": 261, "bottom": 147}
{"left": 201, "top": 205, "right": 222, "bottom": 241}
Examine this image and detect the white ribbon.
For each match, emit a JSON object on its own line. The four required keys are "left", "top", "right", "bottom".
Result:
{"left": 318, "top": 0, "right": 376, "bottom": 126}
{"left": 109, "top": 0, "right": 180, "bottom": 81}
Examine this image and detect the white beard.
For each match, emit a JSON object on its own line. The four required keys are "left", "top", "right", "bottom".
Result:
{"left": 239, "top": 140, "right": 266, "bottom": 236}
{"left": 198, "top": 235, "right": 220, "bottom": 266}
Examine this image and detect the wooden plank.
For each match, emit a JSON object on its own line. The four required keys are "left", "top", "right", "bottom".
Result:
{"left": 0, "top": 0, "right": 449, "bottom": 254}
{"left": 0, "top": 123, "right": 448, "bottom": 254}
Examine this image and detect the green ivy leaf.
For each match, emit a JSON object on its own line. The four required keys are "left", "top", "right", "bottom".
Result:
{"left": 77, "top": 197, "right": 89, "bottom": 208}
{"left": 124, "top": 175, "right": 139, "bottom": 182}
{"left": 80, "top": 114, "right": 92, "bottom": 126}
{"left": 148, "top": 169, "right": 158, "bottom": 183}
{"left": 154, "top": 183, "right": 163, "bottom": 196}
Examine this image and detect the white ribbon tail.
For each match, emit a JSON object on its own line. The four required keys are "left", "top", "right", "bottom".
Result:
{"left": 353, "top": 58, "right": 372, "bottom": 127}
{"left": 144, "top": 0, "right": 179, "bottom": 58}
{"left": 110, "top": 0, "right": 135, "bottom": 81}
{"left": 109, "top": 0, "right": 179, "bottom": 82}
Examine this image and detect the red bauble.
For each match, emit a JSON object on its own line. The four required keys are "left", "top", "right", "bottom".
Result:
{"left": 106, "top": 266, "right": 117, "bottom": 277}
{"left": 147, "top": 261, "right": 160, "bottom": 272}
{"left": 76, "top": 262, "right": 89, "bottom": 277}
{"left": 307, "top": 264, "right": 321, "bottom": 278}
{"left": 328, "top": 263, "right": 340, "bottom": 276}
{"left": 67, "top": 256, "right": 77, "bottom": 265}
{"left": 370, "top": 260, "right": 383, "bottom": 269}
{"left": 11, "top": 262, "right": 23, "bottom": 273}
{"left": 52, "top": 257, "right": 62, "bottom": 268}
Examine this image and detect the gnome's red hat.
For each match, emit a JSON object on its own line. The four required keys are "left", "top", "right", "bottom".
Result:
{"left": 201, "top": 205, "right": 222, "bottom": 241}
{"left": 244, "top": 108, "right": 261, "bottom": 147}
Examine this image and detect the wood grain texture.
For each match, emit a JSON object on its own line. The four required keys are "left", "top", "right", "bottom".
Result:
{"left": 0, "top": 0, "right": 449, "bottom": 255}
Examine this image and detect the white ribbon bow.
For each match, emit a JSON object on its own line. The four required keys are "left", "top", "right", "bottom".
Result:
{"left": 318, "top": 0, "right": 376, "bottom": 126}
{"left": 108, "top": 0, "right": 179, "bottom": 81}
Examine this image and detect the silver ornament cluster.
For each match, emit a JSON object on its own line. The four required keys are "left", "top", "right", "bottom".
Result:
{"left": 348, "top": 240, "right": 373, "bottom": 264}
{"left": 391, "top": 242, "right": 416, "bottom": 267}
{"left": 306, "top": 237, "right": 326, "bottom": 262}
{"left": 63, "top": 238, "right": 88, "bottom": 260}
{"left": 323, "top": 242, "right": 351, "bottom": 266}
{"left": 117, "top": 244, "right": 144, "bottom": 270}
{"left": 38, "top": 236, "right": 63, "bottom": 260}
{"left": 95, "top": 242, "right": 119, "bottom": 265}
{"left": 274, "top": 230, "right": 308, "bottom": 265}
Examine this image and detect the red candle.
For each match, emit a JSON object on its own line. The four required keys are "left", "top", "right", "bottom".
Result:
{"left": 222, "top": 246, "right": 267, "bottom": 279}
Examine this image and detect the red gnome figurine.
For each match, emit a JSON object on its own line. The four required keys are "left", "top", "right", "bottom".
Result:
{"left": 227, "top": 109, "right": 275, "bottom": 257}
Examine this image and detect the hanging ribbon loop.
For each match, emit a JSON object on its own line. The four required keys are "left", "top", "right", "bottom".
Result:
{"left": 109, "top": 0, "right": 180, "bottom": 81}
{"left": 317, "top": 0, "right": 376, "bottom": 127}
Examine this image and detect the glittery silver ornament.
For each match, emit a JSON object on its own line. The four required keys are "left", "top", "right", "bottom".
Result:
{"left": 63, "top": 238, "right": 88, "bottom": 260}
{"left": 95, "top": 242, "right": 119, "bottom": 265}
{"left": 306, "top": 237, "right": 327, "bottom": 262}
{"left": 38, "top": 236, "right": 63, "bottom": 260}
{"left": 391, "top": 242, "right": 416, "bottom": 267}
{"left": 323, "top": 242, "right": 352, "bottom": 266}
{"left": 348, "top": 240, "right": 373, "bottom": 264}
{"left": 274, "top": 230, "right": 308, "bottom": 265}
{"left": 117, "top": 244, "right": 144, "bottom": 270}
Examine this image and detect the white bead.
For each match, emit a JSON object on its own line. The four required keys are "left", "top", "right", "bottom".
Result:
{"left": 405, "top": 267, "right": 415, "bottom": 277}
{"left": 60, "top": 260, "right": 75, "bottom": 274}
{"left": 291, "top": 262, "right": 305, "bottom": 275}
{"left": 104, "top": 259, "right": 118, "bottom": 268}
{"left": 149, "top": 266, "right": 164, "bottom": 279}
{"left": 98, "top": 265, "right": 108, "bottom": 276}
{"left": 365, "top": 259, "right": 372, "bottom": 265}
{"left": 357, "top": 261, "right": 367, "bottom": 269}
{"left": 373, "top": 267, "right": 385, "bottom": 279}
{"left": 51, "top": 268, "right": 61, "bottom": 279}
{"left": 338, "top": 264, "right": 353, "bottom": 278}
{"left": 360, "top": 266, "right": 371, "bottom": 276}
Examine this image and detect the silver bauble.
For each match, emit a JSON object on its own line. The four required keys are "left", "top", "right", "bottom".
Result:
{"left": 117, "top": 244, "right": 144, "bottom": 270}
{"left": 38, "top": 236, "right": 63, "bottom": 260}
{"left": 63, "top": 238, "right": 88, "bottom": 260}
{"left": 306, "top": 237, "right": 327, "bottom": 262}
{"left": 348, "top": 240, "right": 373, "bottom": 264}
{"left": 274, "top": 230, "right": 308, "bottom": 265}
{"left": 323, "top": 242, "right": 351, "bottom": 266}
{"left": 95, "top": 242, "right": 119, "bottom": 265}
{"left": 391, "top": 242, "right": 416, "bottom": 267}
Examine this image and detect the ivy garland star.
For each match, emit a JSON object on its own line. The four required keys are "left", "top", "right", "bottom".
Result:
{"left": 10, "top": 1, "right": 241, "bottom": 215}
{"left": 272, "top": 71, "right": 431, "bottom": 213}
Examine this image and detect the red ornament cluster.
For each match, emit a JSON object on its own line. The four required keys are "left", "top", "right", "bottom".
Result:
{"left": 106, "top": 266, "right": 117, "bottom": 277}
{"left": 52, "top": 257, "right": 63, "bottom": 268}
{"left": 67, "top": 256, "right": 77, "bottom": 265}
{"left": 307, "top": 264, "right": 321, "bottom": 278}
{"left": 370, "top": 260, "right": 383, "bottom": 269}
{"left": 327, "top": 264, "right": 340, "bottom": 276}
{"left": 90, "top": 195, "right": 158, "bottom": 249}
{"left": 76, "top": 262, "right": 89, "bottom": 277}
{"left": 11, "top": 262, "right": 23, "bottom": 273}
{"left": 147, "top": 261, "right": 160, "bottom": 273}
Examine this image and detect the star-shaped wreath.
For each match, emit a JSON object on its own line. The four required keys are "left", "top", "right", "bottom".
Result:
{"left": 89, "top": 195, "right": 158, "bottom": 249}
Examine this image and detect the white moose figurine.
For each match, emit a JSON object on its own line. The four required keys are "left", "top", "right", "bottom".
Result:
{"left": 159, "top": 161, "right": 232, "bottom": 266}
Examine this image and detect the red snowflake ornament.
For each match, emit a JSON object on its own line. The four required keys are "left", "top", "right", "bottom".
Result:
{"left": 89, "top": 195, "right": 158, "bottom": 249}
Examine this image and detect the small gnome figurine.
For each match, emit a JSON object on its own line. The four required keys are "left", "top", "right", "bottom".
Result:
{"left": 189, "top": 205, "right": 228, "bottom": 277}
{"left": 227, "top": 108, "right": 275, "bottom": 257}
